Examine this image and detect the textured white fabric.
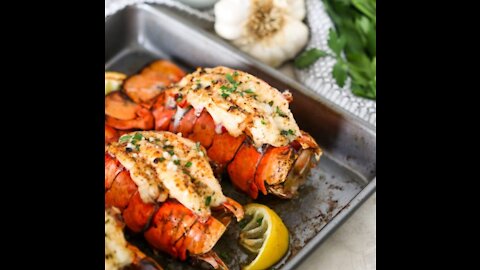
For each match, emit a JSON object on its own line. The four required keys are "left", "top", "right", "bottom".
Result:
{"left": 105, "top": 0, "right": 376, "bottom": 126}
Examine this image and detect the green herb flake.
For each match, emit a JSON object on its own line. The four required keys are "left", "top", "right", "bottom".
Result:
{"left": 133, "top": 133, "right": 143, "bottom": 141}
{"left": 276, "top": 106, "right": 287, "bottom": 117}
{"left": 185, "top": 161, "right": 193, "bottom": 168}
{"left": 226, "top": 73, "right": 236, "bottom": 84}
{"left": 173, "top": 160, "right": 180, "bottom": 165}
{"left": 205, "top": 196, "right": 212, "bottom": 206}
{"left": 168, "top": 150, "right": 175, "bottom": 156}
{"left": 163, "top": 145, "right": 174, "bottom": 150}
{"left": 119, "top": 135, "right": 132, "bottom": 143}
{"left": 268, "top": 101, "right": 274, "bottom": 107}
{"left": 153, "top": 157, "right": 165, "bottom": 164}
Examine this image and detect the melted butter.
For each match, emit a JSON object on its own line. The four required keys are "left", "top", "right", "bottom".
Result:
{"left": 174, "top": 67, "right": 301, "bottom": 148}
{"left": 107, "top": 131, "right": 227, "bottom": 219}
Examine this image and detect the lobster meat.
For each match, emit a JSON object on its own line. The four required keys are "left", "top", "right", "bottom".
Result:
{"left": 105, "top": 208, "right": 163, "bottom": 270}
{"left": 105, "top": 61, "right": 322, "bottom": 199}
{"left": 105, "top": 131, "right": 244, "bottom": 269}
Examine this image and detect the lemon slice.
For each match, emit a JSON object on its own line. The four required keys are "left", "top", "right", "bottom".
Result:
{"left": 105, "top": 72, "right": 127, "bottom": 96}
{"left": 239, "top": 203, "right": 289, "bottom": 270}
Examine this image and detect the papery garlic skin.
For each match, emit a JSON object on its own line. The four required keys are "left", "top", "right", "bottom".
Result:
{"left": 214, "top": 0, "right": 309, "bottom": 67}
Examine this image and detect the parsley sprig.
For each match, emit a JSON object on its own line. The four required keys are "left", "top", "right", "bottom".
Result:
{"left": 294, "top": 0, "right": 376, "bottom": 100}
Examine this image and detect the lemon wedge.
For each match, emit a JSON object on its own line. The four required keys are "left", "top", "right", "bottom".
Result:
{"left": 105, "top": 72, "right": 127, "bottom": 96}
{"left": 239, "top": 203, "right": 289, "bottom": 270}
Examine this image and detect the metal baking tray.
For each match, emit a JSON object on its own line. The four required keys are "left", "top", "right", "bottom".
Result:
{"left": 105, "top": 4, "right": 376, "bottom": 270}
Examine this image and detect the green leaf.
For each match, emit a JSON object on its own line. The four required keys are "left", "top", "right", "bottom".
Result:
{"left": 333, "top": 62, "right": 348, "bottom": 88}
{"left": 185, "top": 161, "right": 192, "bottom": 168}
{"left": 328, "top": 29, "right": 344, "bottom": 56}
{"left": 356, "top": 16, "right": 371, "bottom": 35}
{"left": 352, "top": 0, "right": 376, "bottom": 21}
{"left": 371, "top": 57, "right": 376, "bottom": 75}
{"left": 294, "top": 49, "right": 329, "bottom": 69}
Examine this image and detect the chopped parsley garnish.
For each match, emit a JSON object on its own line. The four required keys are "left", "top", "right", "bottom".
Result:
{"left": 280, "top": 129, "right": 295, "bottom": 136}
{"left": 163, "top": 145, "right": 174, "bottom": 150}
{"left": 244, "top": 89, "right": 255, "bottom": 94}
{"left": 185, "top": 161, "right": 193, "bottom": 168}
{"left": 173, "top": 160, "right": 180, "bottom": 165}
{"left": 268, "top": 101, "right": 274, "bottom": 107}
{"left": 153, "top": 157, "right": 165, "bottom": 164}
{"left": 135, "top": 144, "right": 140, "bottom": 151}
{"left": 205, "top": 196, "right": 212, "bottom": 206}
{"left": 132, "top": 133, "right": 143, "bottom": 141}
{"left": 220, "top": 73, "right": 241, "bottom": 99}
{"left": 168, "top": 150, "right": 175, "bottom": 156}
{"left": 119, "top": 135, "right": 132, "bottom": 143}
{"left": 276, "top": 106, "right": 288, "bottom": 117}
{"left": 261, "top": 120, "right": 267, "bottom": 125}
{"left": 226, "top": 73, "right": 235, "bottom": 84}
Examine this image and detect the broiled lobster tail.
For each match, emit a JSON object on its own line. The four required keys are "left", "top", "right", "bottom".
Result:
{"left": 105, "top": 208, "right": 163, "bottom": 270}
{"left": 105, "top": 61, "right": 322, "bottom": 199}
{"left": 105, "top": 131, "right": 243, "bottom": 269}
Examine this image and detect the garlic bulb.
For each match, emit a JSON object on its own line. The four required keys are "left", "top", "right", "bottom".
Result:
{"left": 214, "top": 0, "right": 309, "bottom": 67}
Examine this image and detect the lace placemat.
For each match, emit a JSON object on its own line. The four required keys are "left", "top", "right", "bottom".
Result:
{"left": 105, "top": 0, "right": 376, "bottom": 126}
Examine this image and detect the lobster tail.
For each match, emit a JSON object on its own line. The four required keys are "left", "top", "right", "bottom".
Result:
{"left": 105, "top": 60, "right": 322, "bottom": 199}
{"left": 105, "top": 131, "right": 244, "bottom": 269}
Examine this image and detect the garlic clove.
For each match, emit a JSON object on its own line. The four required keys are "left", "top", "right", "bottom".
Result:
{"left": 214, "top": 0, "right": 251, "bottom": 40}
{"left": 286, "top": 0, "right": 306, "bottom": 20}
{"left": 275, "top": 18, "right": 309, "bottom": 59}
{"left": 215, "top": 22, "right": 244, "bottom": 40}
